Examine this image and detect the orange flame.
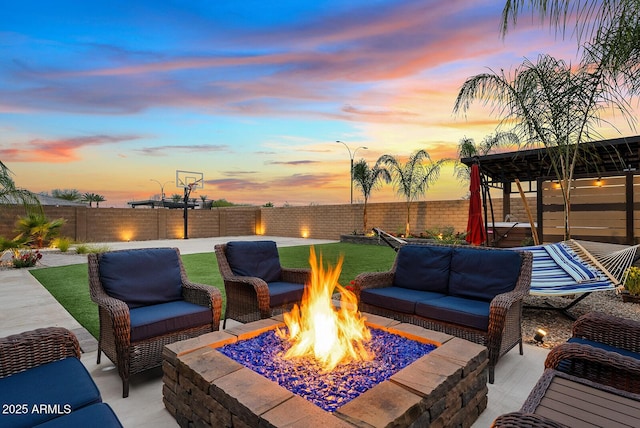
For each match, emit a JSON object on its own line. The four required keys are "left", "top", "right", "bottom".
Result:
{"left": 277, "top": 247, "right": 373, "bottom": 371}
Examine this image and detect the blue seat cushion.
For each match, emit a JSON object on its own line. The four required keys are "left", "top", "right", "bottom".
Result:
{"left": 415, "top": 296, "right": 491, "bottom": 331}
{"left": 449, "top": 248, "right": 522, "bottom": 301}
{"left": 226, "top": 241, "right": 282, "bottom": 283}
{"left": 268, "top": 281, "right": 305, "bottom": 308}
{"left": 566, "top": 337, "right": 640, "bottom": 360}
{"left": 130, "top": 300, "right": 212, "bottom": 342}
{"left": 99, "top": 248, "right": 183, "bottom": 308}
{"left": 393, "top": 245, "right": 452, "bottom": 293}
{"left": 360, "top": 286, "right": 447, "bottom": 315}
{"left": 34, "top": 403, "right": 123, "bottom": 428}
{"left": 0, "top": 357, "right": 101, "bottom": 428}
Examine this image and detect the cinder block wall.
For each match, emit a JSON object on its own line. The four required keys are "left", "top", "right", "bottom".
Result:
{"left": 0, "top": 197, "right": 535, "bottom": 242}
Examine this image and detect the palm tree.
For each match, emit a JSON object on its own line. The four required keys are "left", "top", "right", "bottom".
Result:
{"left": 0, "top": 161, "right": 40, "bottom": 209}
{"left": 501, "top": 1, "right": 640, "bottom": 95}
{"left": 14, "top": 213, "right": 66, "bottom": 248}
{"left": 352, "top": 158, "right": 392, "bottom": 233}
{"left": 94, "top": 194, "right": 106, "bottom": 207}
{"left": 454, "top": 133, "right": 518, "bottom": 184}
{"left": 454, "top": 53, "right": 632, "bottom": 239}
{"left": 52, "top": 189, "right": 81, "bottom": 202}
{"left": 379, "top": 150, "right": 447, "bottom": 237}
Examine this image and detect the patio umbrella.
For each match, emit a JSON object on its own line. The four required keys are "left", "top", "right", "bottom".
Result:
{"left": 465, "top": 163, "right": 486, "bottom": 246}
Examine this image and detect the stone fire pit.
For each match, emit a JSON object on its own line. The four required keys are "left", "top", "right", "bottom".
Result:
{"left": 162, "top": 313, "right": 488, "bottom": 427}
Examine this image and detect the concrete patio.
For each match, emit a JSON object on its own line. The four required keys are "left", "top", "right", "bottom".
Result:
{"left": 0, "top": 236, "right": 548, "bottom": 427}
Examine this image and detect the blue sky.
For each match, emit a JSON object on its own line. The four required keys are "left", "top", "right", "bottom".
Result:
{"left": 1, "top": 0, "right": 635, "bottom": 207}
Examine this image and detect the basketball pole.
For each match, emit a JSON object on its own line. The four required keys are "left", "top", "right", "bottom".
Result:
{"left": 183, "top": 185, "right": 190, "bottom": 239}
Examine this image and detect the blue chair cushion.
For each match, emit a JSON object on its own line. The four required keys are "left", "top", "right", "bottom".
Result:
{"left": 0, "top": 357, "right": 101, "bottom": 428}
{"left": 449, "top": 248, "right": 522, "bottom": 301}
{"left": 226, "top": 241, "right": 282, "bottom": 283}
{"left": 415, "top": 296, "right": 491, "bottom": 330}
{"left": 33, "top": 403, "right": 123, "bottom": 428}
{"left": 360, "top": 287, "right": 447, "bottom": 315}
{"left": 99, "top": 248, "right": 183, "bottom": 308}
{"left": 130, "top": 300, "right": 212, "bottom": 342}
{"left": 393, "top": 245, "right": 452, "bottom": 293}
{"left": 267, "top": 281, "right": 305, "bottom": 308}
{"left": 566, "top": 337, "right": 640, "bottom": 360}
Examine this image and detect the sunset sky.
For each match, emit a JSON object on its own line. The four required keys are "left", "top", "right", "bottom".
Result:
{"left": 2, "top": 0, "right": 636, "bottom": 207}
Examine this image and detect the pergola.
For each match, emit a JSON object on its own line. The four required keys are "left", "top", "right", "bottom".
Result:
{"left": 460, "top": 135, "right": 640, "bottom": 244}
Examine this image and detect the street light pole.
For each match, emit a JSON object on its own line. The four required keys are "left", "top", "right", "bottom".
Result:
{"left": 336, "top": 141, "right": 367, "bottom": 204}
{"left": 150, "top": 179, "right": 172, "bottom": 201}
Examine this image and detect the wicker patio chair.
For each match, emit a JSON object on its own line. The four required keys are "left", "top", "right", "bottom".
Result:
{"left": 89, "top": 247, "right": 222, "bottom": 398}
{"left": 543, "top": 311, "right": 640, "bottom": 393}
{"left": 215, "top": 241, "right": 311, "bottom": 328}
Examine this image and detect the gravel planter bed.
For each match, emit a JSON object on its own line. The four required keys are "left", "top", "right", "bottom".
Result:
{"left": 522, "top": 290, "right": 640, "bottom": 349}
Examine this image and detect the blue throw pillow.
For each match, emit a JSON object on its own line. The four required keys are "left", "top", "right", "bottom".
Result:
{"left": 449, "top": 248, "right": 522, "bottom": 301}
{"left": 226, "top": 241, "right": 282, "bottom": 283}
{"left": 393, "top": 245, "right": 452, "bottom": 293}
{"left": 99, "top": 248, "right": 183, "bottom": 308}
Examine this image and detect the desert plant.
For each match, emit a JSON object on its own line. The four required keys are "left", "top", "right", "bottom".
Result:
{"left": 624, "top": 266, "right": 640, "bottom": 296}
{"left": 424, "top": 226, "right": 467, "bottom": 244}
{"left": 51, "top": 237, "right": 72, "bottom": 252}
{"left": 74, "top": 243, "right": 110, "bottom": 254}
{"left": 14, "top": 213, "right": 66, "bottom": 248}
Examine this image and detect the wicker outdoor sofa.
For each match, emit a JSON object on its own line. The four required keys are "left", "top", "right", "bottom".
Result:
{"left": 353, "top": 243, "right": 533, "bottom": 384}
{"left": 0, "top": 327, "right": 123, "bottom": 427}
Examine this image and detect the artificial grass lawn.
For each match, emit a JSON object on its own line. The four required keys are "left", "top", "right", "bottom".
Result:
{"left": 30, "top": 243, "right": 395, "bottom": 339}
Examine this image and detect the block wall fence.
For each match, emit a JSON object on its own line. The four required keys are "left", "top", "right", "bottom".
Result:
{"left": 0, "top": 198, "right": 535, "bottom": 243}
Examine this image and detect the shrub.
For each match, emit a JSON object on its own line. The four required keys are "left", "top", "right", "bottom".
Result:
{"left": 74, "top": 244, "right": 110, "bottom": 254}
{"left": 624, "top": 266, "right": 640, "bottom": 296}
{"left": 51, "top": 237, "right": 72, "bottom": 252}
{"left": 12, "top": 249, "right": 42, "bottom": 268}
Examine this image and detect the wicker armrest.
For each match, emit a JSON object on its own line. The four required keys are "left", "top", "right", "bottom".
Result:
{"left": 0, "top": 327, "right": 81, "bottom": 379}
{"left": 353, "top": 271, "right": 394, "bottom": 290}
{"left": 491, "top": 412, "right": 569, "bottom": 428}
{"left": 545, "top": 342, "right": 640, "bottom": 374}
{"left": 281, "top": 267, "right": 311, "bottom": 284}
{"left": 182, "top": 280, "right": 222, "bottom": 330}
{"left": 572, "top": 311, "right": 640, "bottom": 353}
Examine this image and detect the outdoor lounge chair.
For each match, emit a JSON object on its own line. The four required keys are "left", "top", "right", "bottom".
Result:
{"left": 88, "top": 247, "right": 222, "bottom": 398}
{"left": 214, "top": 241, "right": 311, "bottom": 328}
{"left": 517, "top": 240, "right": 639, "bottom": 318}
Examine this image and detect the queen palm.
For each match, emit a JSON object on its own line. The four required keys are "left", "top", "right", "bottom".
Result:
{"left": 454, "top": 53, "right": 632, "bottom": 240}
{"left": 501, "top": 1, "right": 640, "bottom": 95}
{"left": 379, "top": 150, "right": 446, "bottom": 237}
{"left": 454, "top": 133, "right": 518, "bottom": 184}
{"left": 352, "top": 158, "right": 391, "bottom": 233}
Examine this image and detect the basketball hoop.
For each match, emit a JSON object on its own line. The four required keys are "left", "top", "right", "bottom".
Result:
{"left": 176, "top": 170, "right": 204, "bottom": 239}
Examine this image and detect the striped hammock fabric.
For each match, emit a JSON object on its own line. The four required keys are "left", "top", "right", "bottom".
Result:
{"left": 519, "top": 242, "right": 619, "bottom": 296}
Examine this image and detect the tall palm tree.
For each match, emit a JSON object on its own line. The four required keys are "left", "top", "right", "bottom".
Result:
{"left": 82, "top": 192, "right": 96, "bottom": 207}
{"left": 454, "top": 53, "right": 631, "bottom": 239}
{"left": 352, "top": 158, "right": 392, "bottom": 233}
{"left": 0, "top": 160, "right": 40, "bottom": 209}
{"left": 379, "top": 150, "right": 447, "bottom": 237}
{"left": 501, "top": 1, "right": 640, "bottom": 95}
{"left": 52, "top": 189, "right": 81, "bottom": 202}
{"left": 94, "top": 194, "right": 106, "bottom": 207}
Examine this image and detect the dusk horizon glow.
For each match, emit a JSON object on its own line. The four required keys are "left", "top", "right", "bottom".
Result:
{"left": 2, "top": 1, "right": 637, "bottom": 207}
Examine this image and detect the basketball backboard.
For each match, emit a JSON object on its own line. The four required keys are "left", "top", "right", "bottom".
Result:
{"left": 176, "top": 170, "right": 204, "bottom": 190}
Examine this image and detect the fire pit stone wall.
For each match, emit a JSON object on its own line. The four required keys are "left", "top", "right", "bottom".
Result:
{"left": 163, "top": 314, "right": 488, "bottom": 428}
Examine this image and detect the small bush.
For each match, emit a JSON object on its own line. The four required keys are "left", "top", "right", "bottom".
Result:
{"left": 74, "top": 244, "right": 110, "bottom": 254}
{"left": 51, "top": 237, "right": 72, "bottom": 252}
{"left": 12, "top": 249, "right": 42, "bottom": 268}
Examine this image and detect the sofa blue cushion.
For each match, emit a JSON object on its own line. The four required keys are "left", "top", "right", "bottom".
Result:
{"left": 99, "top": 248, "right": 183, "bottom": 308}
{"left": 267, "top": 281, "right": 305, "bottom": 308}
{"left": 361, "top": 287, "right": 447, "bottom": 315}
{"left": 130, "top": 300, "right": 212, "bottom": 342}
{"left": 449, "top": 248, "right": 522, "bottom": 301}
{"left": 557, "top": 337, "right": 640, "bottom": 375}
{"left": 0, "top": 357, "right": 101, "bottom": 428}
{"left": 226, "top": 241, "right": 282, "bottom": 283}
{"left": 33, "top": 403, "right": 123, "bottom": 428}
{"left": 393, "top": 245, "right": 452, "bottom": 293}
{"left": 415, "top": 296, "right": 491, "bottom": 330}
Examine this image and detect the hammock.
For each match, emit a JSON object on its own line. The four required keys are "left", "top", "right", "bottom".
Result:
{"left": 518, "top": 239, "right": 640, "bottom": 318}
